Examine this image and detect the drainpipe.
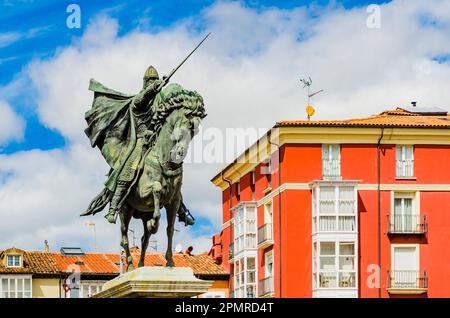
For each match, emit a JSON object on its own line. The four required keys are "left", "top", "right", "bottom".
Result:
{"left": 377, "top": 127, "right": 384, "bottom": 298}
{"left": 221, "top": 172, "right": 233, "bottom": 296}
{"left": 268, "top": 130, "right": 282, "bottom": 298}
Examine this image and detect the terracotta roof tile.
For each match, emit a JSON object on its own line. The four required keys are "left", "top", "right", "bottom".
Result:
{"left": 0, "top": 250, "right": 59, "bottom": 275}
{"left": 277, "top": 108, "right": 450, "bottom": 128}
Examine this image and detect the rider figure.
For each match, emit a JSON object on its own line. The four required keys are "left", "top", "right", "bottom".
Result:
{"left": 104, "top": 66, "right": 195, "bottom": 227}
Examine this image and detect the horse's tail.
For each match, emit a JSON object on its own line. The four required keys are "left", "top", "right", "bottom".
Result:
{"left": 80, "top": 188, "right": 112, "bottom": 216}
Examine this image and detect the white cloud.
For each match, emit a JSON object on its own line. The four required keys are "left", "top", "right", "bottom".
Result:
{"left": 1, "top": 0, "right": 450, "bottom": 254}
{"left": 0, "top": 100, "right": 25, "bottom": 145}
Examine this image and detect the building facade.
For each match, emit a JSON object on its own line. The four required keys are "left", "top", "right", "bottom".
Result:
{"left": 211, "top": 107, "right": 450, "bottom": 298}
{"left": 0, "top": 246, "right": 229, "bottom": 298}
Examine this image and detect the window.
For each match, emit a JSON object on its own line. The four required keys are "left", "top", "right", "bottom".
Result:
{"left": 313, "top": 241, "right": 356, "bottom": 289}
{"left": 322, "top": 144, "right": 340, "bottom": 178}
{"left": 234, "top": 256, "right": 257, "bottom": 298}
{"left": 396, "top": 145, "right": 414, "bottom": 177}
{"left": 393, "top": 194, "right": 417, "bottom": 233}
{"left": 232, "top": 203, "right": 258, "bottom": 298}
{"left": 265, "top": 252, "right": 273, "bottom": 278}
{"left": 0, "top": 276, "right": 32, "bottom": 298}
{"left": 6, "top": 255, "right": 21, "bottom": 268}
{"left": 391, "top": 245, "right": 420, "bottom": 288}
{"left": 234, "top": 205, "right": 257, "bottom": 253}
{"left": 202, "top": 291, "right": 226, "bottom": 298}
{"left": 313, "top": 185, "right": 356, "bottom": 233}
{"left": 80, "top": 283, "right": 103, "bottom": 298}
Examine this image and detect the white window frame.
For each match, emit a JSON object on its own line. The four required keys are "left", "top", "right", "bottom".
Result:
{"left": 390, "top": 191, "right": 420, "bottom": 232}
{"left": 313, "top": 184, "right": 357, "bottom": 233}
{"left": 6, "top": 255, "right": 21, "bottom": 268}
{"left": 79, "top": 281, "right": 105, "bottom": 298}
{"left": 234, "top": 255, "right": 257, "bottom": 298}
{"left": 264, "top": 250, "right": 274, "bottom": 278}
{"left": 390, "top": 244, "right": 420, "bottom": 289}
{"left": 313, "top": 240, "right": 357, "bottom": 290}
{"left": 322, "top": 144, "right": 341, "bottom": 178}
{"left": 396, "top": 145, "right": 414, "bottom": 178}
{"left": 0, "top": 275, "right": 32, "bottom": 298}
{"left": 202, "top": 291, "right": 226, "bottom": 298}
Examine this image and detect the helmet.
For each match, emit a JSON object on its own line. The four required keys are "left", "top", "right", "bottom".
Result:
{"left": 143, "top": 65, "right": 159, "bottom": 80}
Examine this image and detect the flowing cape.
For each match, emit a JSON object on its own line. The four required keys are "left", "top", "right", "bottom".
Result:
{"left": 85, "top": 79, "right": 139, "bottom": 192}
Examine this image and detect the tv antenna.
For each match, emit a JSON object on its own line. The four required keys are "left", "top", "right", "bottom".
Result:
{"left": 300, "top": 76, "right": 324, "bottom": 120}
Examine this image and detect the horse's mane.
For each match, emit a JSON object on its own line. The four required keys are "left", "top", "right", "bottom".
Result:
{"left": 147, "top": 83, "right": 206, "bottom": 146}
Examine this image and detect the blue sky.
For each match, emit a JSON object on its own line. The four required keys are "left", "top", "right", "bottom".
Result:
{"left": 1, "top": 0, "right": 386, "bottom": 154}
{"left": 1, "top": 0, "right": 449, "bottom": 253}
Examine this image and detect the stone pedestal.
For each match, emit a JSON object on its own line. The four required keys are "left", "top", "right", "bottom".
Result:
{"left": 93, "top": 266, "right": 213, "bottom": 298}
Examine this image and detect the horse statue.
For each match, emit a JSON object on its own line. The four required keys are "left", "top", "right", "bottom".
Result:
{"left": 81, "top": 71, "right": 206, "bottom": 271}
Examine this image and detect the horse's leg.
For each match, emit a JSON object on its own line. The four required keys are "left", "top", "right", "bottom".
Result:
{"left": 165, "top": 193, "right": 180, "bottom": 267}
{"left": 138, "top": 216, "right": 151, "bottom": 267}
{"left": 148, "top": 181, "right": 162, "bottom": 234}
{"left": 119, "top": 205, "right": 134, "bottom": 272}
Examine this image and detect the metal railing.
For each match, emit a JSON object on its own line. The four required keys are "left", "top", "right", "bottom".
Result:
{"left": 396, "top": 159, "right": 414, "bottom": 178}
{"left": 322, "top": 159, "right": 341, "bottom": 178}
{"left": 387, "top": 214, "right": 427, "bottom": 234}
{"left": 387, "top": 270, "right": 428, "bottom": 289}
{"left": 258, "top": 276, "right": 275, "bottom": 297}
{"left": 257, "top": 223, "right": 273, "bottom": 246}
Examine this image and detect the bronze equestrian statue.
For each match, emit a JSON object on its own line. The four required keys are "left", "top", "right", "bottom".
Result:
{"left": 80, "top": 35, "right": 208, "bottom": 270}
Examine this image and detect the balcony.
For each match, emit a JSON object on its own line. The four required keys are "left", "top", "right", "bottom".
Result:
{"left": 257, "top": 223, "right": 274, "bottom": 249}
{"left": 387, "top": 214, "right": 427, "bottom": 234}
{"left": 228, "top": 243, "right": 234, "bottom": 262}
{"left": 259, "top": 276, "right": 275, "bottom": 298}
{"left": 387, "top": 270, "right": 428, "bottom": 294}
{"left": 322, "top": 159, "right": 341, "bottom": 179}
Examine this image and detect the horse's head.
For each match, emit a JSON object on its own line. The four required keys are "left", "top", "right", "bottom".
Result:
{"left": 158, "top": 83, "right": 206, "bottom": 164}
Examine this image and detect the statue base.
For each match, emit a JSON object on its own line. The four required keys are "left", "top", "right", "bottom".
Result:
{"left": 93, "top": 266, "right": 213, "bottom": 298}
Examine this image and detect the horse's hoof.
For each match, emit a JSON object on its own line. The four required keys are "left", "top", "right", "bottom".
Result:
{"left": 166, "top": 261, "right": 175, "bottom": 267}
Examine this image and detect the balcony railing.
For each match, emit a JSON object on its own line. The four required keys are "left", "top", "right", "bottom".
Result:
{"left": 387, "top": 214, "right": 427, "bottom": 234}
{"left": 228, "top": 243, "right": 234, "bottom": 261}
{"left": 257, "top": 223, "right": 274, "bottom": 249}
{"left": 387, "top": 270, "right": 428, "bottom": 292}
{"left": 322, "top": 159, "right": 341, "bottom": 178}
{"left": 396, "top": 159, "right": 414, "bottom": 178}
{"left": 258, "top": 276, "right": 275, "bottom": 297}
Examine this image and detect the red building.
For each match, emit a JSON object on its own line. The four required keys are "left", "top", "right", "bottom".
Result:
{"left": 211, "top": 107, "right": 450, "bottom": 298}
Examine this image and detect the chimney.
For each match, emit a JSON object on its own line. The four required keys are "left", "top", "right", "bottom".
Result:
{"left": 44, "top": 240, "right": 49, "bottom": 252}
{"left": 411, "top": 101, "right": 417, "bottom": 107}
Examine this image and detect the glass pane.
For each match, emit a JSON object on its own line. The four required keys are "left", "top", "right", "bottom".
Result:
{"left": 247, "top": 258, "right": 255, "bottom": 270}
{"left": 319, "top": 216, "right": 336, "bottom": 231}
{"left": 396, "top": 145, "right": 402, "bottom": 160}
{"left": 10, "top": 279, "right": 15, "bottom": 293}
{"left": 320, "top": 242, "right": 335, "bottom": 255}
{"left": 331, "top": 145, "right": 340, "bottom": 160}
{"left": 14, "top": 257, "right": 20, "bottom": 267}
{"left": 338, "top": 216, "right": 355, "bottom": 231}
{"left": 247, "top": 271, "right": 255, "bottom": 283}
{"left": 24, "top": 279, "right": 31, "bottom": 291}
{"left": 405, "top": 146, "right": 413, "bottom": 160}
{"left": 339, "top": 243, "right": 355, "bottom": 255}
{"left": 322, "top": 144, "right": 330, "bottom": 159}
{"left": 320, "top": 187, "right": 335, "bottom": 200}
{"left": 319, "top": 273, "right": 337, "bottom": 288}
{"left": 339, "top": 256, "right": 355, "bottom": 270}
{"left": 320, "top": 256, "right": 335, "bottom": 270}
{"left": 339, "top": 272, "right": 356, "bottom": 287}
{"left": 17, "top": 279, "right": 23, "bottom": 291}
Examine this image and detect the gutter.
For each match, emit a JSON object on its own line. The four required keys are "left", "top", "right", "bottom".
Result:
{"left": 221, "top": 171, "right": 233, "bottom": 295}
{"left": 268, "top": 129, "right": 282, "bottom": 298}
{"left": 377, "top": 127, "right": 385, "bottom": 298}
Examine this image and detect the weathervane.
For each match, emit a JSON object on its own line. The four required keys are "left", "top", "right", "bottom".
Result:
{"left": 300, "top": 76, "right": 323, "bottom": 120}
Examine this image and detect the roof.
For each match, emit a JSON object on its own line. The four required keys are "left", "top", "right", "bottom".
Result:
{"left": 0, "top": 247, "right": 227, "bottom": 278}
{"left": 276, "top": 107, "right": 450, "bottom": 128}
{"left": 0, "top": 249, "right": 60, "bottom": 275}
{"left": 53, "top": 249, "right": 228, "bottom": 277}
